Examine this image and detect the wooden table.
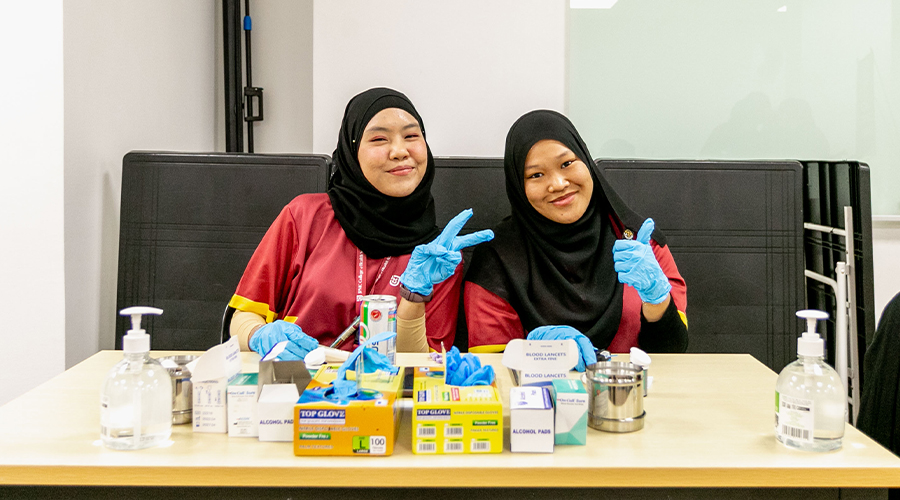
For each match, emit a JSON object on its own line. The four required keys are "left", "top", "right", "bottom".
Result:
{"left": 1, "top": 351, "right": 899, "bottom": 495}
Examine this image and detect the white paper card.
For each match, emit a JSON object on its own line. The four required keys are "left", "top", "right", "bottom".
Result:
{"left": 502, "top": 339, "right": 579, "bottom": 385}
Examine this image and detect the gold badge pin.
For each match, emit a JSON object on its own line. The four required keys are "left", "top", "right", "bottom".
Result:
{"left": 623, "top": 229, "right": 634, "bottom": 240}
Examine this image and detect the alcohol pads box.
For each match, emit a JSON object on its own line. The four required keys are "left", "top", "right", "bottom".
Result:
{"left": 412, "top": 385, "right": 503, "bottom": 454}
{"left": 258, "top": 384, "right": 300, "bottom": 442}
{"left": 502, "top": 339, "right": 579, "bottom": 386}
{"left": 550, "top": 379, "right": 588, "bottom": 446}
{"left": 510, "top": 386, "right": 554, "bottom": 453}
{"left": 292, "top": 372, "right": 403, "bottom": 456}
{"left": 189, "top": 336, "right": 242, "bottom": 433}
{"left": 227, "top": 373, "right": 259, "bottom": 437}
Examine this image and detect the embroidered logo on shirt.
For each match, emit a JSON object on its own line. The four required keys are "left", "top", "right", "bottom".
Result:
{"left": 389, "top": 275, "right": 401, "bottom": 287}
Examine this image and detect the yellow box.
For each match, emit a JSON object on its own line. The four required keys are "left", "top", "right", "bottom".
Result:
{"left": 412, "top": 384, "right": 503, "bottom": 454}
{"left": 293, "top": 372, "right": 403, "bottom": 456}
{"left": 412, "top": 366, "right": 445, "bottom": 392}
{"left": 312, "top": 364, "right": 404, "bottom": 395}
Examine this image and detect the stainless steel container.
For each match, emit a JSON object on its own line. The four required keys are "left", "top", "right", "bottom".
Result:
{"left": 584, "top": 361, "right": 645, "bottom": 432}
{"left": 158, "top": 355, "right": 198, "bottom": 425}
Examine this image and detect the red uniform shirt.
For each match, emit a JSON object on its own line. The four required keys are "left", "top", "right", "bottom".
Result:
{"left": 229, "top": 193, "right": 460, "bottom": 350}
{"left": 465, "top": 241, "right": 686, "bottom": 353}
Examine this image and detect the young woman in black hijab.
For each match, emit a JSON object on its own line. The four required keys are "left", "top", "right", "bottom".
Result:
{"left": 465, "top": 110, "right": 687, "bottom": 354}
{"left": 229, "top": 88, "right": 492, "bottom": 358}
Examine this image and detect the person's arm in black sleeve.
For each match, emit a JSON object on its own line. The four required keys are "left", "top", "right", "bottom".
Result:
{"left": 638, "top": 297, "right": 688, "bottom": 353}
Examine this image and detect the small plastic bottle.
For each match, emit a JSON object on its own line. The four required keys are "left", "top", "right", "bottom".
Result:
{"left": 100, "top": 307, "right": 172, "bottom": 450}
{"left": 775, "top": 310, "right": 846, "bottom": 452}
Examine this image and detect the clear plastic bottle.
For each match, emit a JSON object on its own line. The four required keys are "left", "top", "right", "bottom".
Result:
{"left": 775, "top": 310, "right": 846, "bottom": 452}
{"left": 100, "top": 307, "right": 172, "bottom": 450}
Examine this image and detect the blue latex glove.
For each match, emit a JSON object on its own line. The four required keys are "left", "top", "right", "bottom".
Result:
{"left": 332, "top": 331, "right": 399, "bottom": 399}
{"left": 445, "top": 346, "right": 496, "bottom": 386}
{"left": 612, "top": 218, "right": 671, "bottom": 305}
{"left": 400, "top": 209, "right": 494, "bottom": 296}
{"left": 249, "top": 320, "right": 319, "bottom": 361}
{"left": 527, "top": 325, "right": 597, "bottom": 372}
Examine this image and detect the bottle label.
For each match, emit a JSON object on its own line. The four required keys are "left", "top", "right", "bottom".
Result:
{"left": 775, "top": 392, "right": 814, "bottom": 443}
{"left": 100, "top": 395, "right": 110, "bottom": 425}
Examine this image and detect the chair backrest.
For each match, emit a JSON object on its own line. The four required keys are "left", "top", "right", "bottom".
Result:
{"left": 432, "top": 157, "right": 508, "bottom": 351}
{"left": 802, "top": 161, "right": 875, "bottom": 369}
{"left": 116, "top": 151, "right": 331, "bottom": 350}
{"left": 596, "top": 159, "right": 805, "bottom": 372}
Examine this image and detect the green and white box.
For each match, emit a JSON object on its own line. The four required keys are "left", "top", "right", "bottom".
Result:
{"left": 227, "top": 373, "right": 259, "bottom": 438}
{"left": 551, "top": 379, "right": 588, "bottom": 445}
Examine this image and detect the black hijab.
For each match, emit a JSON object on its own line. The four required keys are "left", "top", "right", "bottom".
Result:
{"left": 467, "top": 110, "right": 664, "bottom": 348}
{"left": 327, "top": 88, "right": 440, "bottom": 259}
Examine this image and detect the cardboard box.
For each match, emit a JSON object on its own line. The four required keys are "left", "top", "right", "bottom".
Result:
{"left": 412, "top": 366, "right": 445, "bottom": 392}
{"left": 550, "top": 379, "right": 588, "bottom": 446}
{"left": 312, "top": 364, "right": 403, "bottom": 396}
{"left": 189, "top": 336, "right": 242, "bottom": 433}
{"left": 227, "top": 373, "right": 259, "bottom": 437}
{"left": 510, "top": 386, "right": 554, "bottom": 453}
{"left": 258, "top": 384, "right": 300, "bottom": 442}
{"left": 412, "top": 385, "right": 503, "bottom": 454}
{"left": 502, "top": 339, "right": 579, "bottom": 386}
{"left": 292, "top": 372, "right": 403, "bottom": 456}
{"left": 257, "top": 355, "right": 311, "bottom": 396}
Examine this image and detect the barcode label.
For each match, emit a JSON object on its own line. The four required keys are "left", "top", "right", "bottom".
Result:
{"left": 445, "top": 425, "right": 463, "bottom": 437}
{"left": 444, "top": 441, "right": 464, "bottom": 453}
{"left": 470, "top": 440, "right": 491, "bottom": 452}
{"left": 780, "top": 424, "right": 811, "bottom": 441}
{"left": 417, "top": 426, "right": 436, "bottom": 438}
{"left": 776, "top": 393, "right": 815, "bottom": 443}
{"left": 417, "top": 441, "right": 436, "bottom": 454}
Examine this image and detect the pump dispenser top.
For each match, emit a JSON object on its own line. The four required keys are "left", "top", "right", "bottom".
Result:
{"left": 119, "top": 306, "right": 163, "bottom": 354}
{"left": 795, "top": 309, "right": 829, "bottom": 357}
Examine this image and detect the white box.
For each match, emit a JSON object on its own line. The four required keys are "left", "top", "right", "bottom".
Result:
{"left": 258, "top": 384, "right": 300, "bottom": 442}
{"left": 227, "top": 373, "right": 259, "bottom": 437}
{"left": 509, "top": 386, "right": 555, "bottom": 453}
{"left": 190, "top": 336, "right": 242, "bottom": 433}
{"left": 502, "top": 339, "right": 579, "bottom": 386}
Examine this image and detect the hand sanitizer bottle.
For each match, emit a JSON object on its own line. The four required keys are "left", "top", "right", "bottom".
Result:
{"left": 775, "top": 310, "right": 846, "bottom": 452}
{"left": 100, "top": 307, "right": 172, "bottom": 450}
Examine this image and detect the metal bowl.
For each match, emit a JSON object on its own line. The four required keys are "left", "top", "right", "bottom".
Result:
{"left": 584, "top": 361, "right": 645, "bottom": 432}
{"left": 158, "top": 355, "right": 199, "bottom": 425}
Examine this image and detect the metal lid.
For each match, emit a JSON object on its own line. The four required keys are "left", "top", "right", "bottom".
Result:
{"left": 157, "top": 355, "right": 198, "bottom": 378}
{"left": 585, "top": 361, "right": 643, "bottom": 385}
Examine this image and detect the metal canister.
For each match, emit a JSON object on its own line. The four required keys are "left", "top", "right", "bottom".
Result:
{"left": 158, "top": 355, "right": 198, "bottom": 425}
{"left": 584, "top": 361, "right": 645, "bottom": 433}
{"left": 358, "top": 294, "right": 397, "bottom": 364}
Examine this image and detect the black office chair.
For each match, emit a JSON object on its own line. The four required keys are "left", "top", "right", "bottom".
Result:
{"left": 432, "top": 157, "right": 509, "bottom": 352}
{"left": 221, "top": 305, "right": 236, "bottom": 344}
{"left": 116, "top": 152, "right": 331, "bottom": 350}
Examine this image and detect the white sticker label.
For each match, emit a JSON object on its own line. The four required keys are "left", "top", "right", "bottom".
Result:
{"left": 444, "top": 440, "right": 464, "bottom": 453}
{"left": 470, "top": 439, "right": 491, "bottom": 453}
{"left": 369, "top": 435, "right": 387, "bottom": 455}
{"left": 776, "top": 393, "right": 815, "bottom": 443}
{"left": 445, "top": 425, "right": 464, "bottom": 437}
{"left": 417, "top": 441, "right": 437, "bottom": 454}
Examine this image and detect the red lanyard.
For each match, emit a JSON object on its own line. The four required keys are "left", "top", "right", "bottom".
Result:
{"left": 356, "top": 249, "right": 391, "bottom": 304}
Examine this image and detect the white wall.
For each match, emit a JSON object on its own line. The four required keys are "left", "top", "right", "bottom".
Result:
{"left": 0, "top": 2, "right": 65, "bottom": 406}
{"left": 873, "top": 219, "right": 900, "bottom": 327}
{"left": 312, "top": 0, "right": 567, "bottom": 156}
{"left": 64, "top": 1, "right": 217, "bottom": 367}
{"left": 214, "top": 0, "right": 314, "bottom": 153}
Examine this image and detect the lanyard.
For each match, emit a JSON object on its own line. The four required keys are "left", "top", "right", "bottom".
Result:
{"left": 356, "top": 249, "right": 391, "bottom": 304}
